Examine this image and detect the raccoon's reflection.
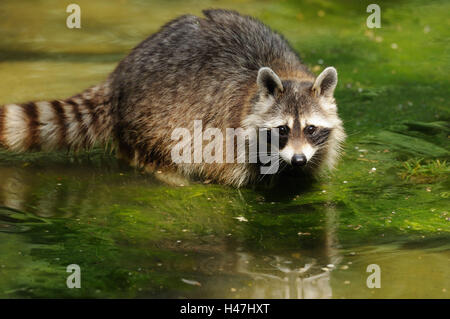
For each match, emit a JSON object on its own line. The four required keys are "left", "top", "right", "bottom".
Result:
{"left": 236, "top": 253, "right": 332, "bottom": 298}
{"left": 1, "top": 169, "right": 28, "bottom": 212}
{"left": 0, "top": 166, "right": 93, "bottom": 218}
{"left": 0, "top": 165, "right": 342, "bottom": 299}
{"left": 234, "top": 206, "right": 340, "bottom": 299}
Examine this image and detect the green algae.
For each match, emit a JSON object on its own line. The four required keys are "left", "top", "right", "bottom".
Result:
{"left": 0, "top": 0, "right": 448, "bottom": 298}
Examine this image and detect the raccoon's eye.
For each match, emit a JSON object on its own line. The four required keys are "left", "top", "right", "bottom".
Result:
{"left": 277, "top": 125, "right": 289, "bottom": 136}
{"left": 305, "top": 125, "right": 317, "bottom": 135}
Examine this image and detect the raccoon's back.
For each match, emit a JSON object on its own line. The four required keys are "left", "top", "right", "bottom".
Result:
{"left": 110, "top": 9, "right": 306, "bottom": 120}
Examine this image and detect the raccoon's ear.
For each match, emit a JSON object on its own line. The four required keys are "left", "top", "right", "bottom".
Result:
{"left": 312, "top": 67, "right": 338, "bottom": 98}
{"left": 257, "top": 67, "right": 284, "bottom": 96}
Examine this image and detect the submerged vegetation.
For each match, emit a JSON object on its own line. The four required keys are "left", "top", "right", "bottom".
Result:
{"left": 400, "top": 159, "right": 449, "bottom": 183}
{"left": 0, "top": 0, "right": 448, "bottom": 298}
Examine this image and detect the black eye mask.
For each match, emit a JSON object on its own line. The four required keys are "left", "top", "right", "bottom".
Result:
{"left": 306, "top": 127, "right": 331, "bottom": 146}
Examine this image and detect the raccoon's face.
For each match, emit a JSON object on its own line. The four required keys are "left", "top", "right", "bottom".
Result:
{"left": 243, "top": 67, "right": 345, "bottom": 170}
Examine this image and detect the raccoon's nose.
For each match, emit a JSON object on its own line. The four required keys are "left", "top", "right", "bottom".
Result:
{"left": 291, "top": 154, "right": 307, "bottom": 167}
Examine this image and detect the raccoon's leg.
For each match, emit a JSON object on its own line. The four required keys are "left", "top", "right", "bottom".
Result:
{"left": 115, "top": 138, "right": 137, "bottom": 167}
{"left": 115, "top": 133, "right": 190, "bottom": 186}
{"left": 144, "top": 163, "right": 191, "bottom": 187}
{"left": 0, "top": 83, "right": 113, "bottom": 152}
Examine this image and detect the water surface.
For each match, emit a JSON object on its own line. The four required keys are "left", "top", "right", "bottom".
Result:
{"left": 0, "top": 0, "right": 448, "bottom": 298}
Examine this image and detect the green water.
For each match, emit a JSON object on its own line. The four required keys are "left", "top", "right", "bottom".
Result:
{"left": 0, "top": 0, "right": 448, "bottom": 298}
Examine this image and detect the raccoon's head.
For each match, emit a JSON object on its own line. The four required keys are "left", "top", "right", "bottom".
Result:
{"left": 243, "top": 66, "right": 346, "bottom": 171}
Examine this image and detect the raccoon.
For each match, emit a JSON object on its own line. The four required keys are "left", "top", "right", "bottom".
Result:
{"left": 0, "top": 9, "right": 345, "bottom": 187}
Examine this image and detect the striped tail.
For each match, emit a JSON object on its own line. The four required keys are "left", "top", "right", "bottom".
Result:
{"left": 0, "top": 83, "right": 113, "bottom": 152}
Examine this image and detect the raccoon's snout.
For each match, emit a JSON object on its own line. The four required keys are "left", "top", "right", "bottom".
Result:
{"left": 291, "top": 154, "right": 307, "bottom": 167}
